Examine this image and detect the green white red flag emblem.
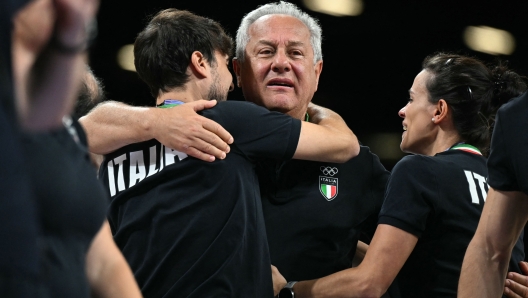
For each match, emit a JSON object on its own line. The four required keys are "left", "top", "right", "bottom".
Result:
{"left": 319, "top": 176, "right": 338, "bottom": 201}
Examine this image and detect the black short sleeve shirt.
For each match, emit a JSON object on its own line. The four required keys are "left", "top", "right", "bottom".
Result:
{"left": 488, "top": 92, "right": 528, "bottom": 195}
{"left": 379, "top": 151, "right": 524, "bottom": 297}
{"left": 261, "top": 146, "right": 389, "bottom": 281}
{"left": 99, "top": 101, "right": 301, "bottom": 298}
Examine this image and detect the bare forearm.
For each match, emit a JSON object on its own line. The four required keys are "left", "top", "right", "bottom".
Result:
{"left": 459, "top": 235, "right": 509, "bottom": 298}
{"left": 80, "top": 102, "right": 157, "bottom": 154}
{"left": 459, "top": 189, "right": 528, "bottom": 297}
{"left": 80, "top": 100, "right": 233, "bottom": 161}
{"left": 86, "top": 222, "right": 141, "bottom": 298}
{"left": 296, "top": 104, "right": 359, "bottom": 163}
{"left": 90, "top": 258, "right": 142, "bottom": 298}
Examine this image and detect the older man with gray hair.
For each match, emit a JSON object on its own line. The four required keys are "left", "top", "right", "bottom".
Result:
{"left": 230, "top": 2, "right": 389, "bottom": 296}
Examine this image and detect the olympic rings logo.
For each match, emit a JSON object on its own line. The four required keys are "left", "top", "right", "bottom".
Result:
{"left": 320, "top": 166, "right": 338, "bottom": 176}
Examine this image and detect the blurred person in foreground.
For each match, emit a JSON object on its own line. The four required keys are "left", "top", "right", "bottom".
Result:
{"left": 12, "top": 0, "right": 142, "bottom": 296}
{"left": 96, "top": 8, "right": 358, "bottom": 297}
{"left": 0, "top": 0, "right": 40, "bottom": 295}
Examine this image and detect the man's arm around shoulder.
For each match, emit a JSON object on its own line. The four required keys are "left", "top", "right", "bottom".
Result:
{"left": 294, "top": 103, "right": 359, "bottom": 163}
{"left": 79, "top": 100, "right": 232, "bottom": 161}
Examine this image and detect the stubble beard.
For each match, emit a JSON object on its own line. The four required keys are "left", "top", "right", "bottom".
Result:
{"left": 207, "top": 68, "right": 228, "bottom": 102}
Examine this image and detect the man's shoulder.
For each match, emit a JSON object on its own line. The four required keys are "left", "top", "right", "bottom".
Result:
{"left": 203, "top": 101, "right": 267, "bottom": 116}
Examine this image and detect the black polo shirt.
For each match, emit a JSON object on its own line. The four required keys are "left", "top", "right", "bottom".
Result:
{"left": 260, "top": 146, "right": 389, "bottom": 281}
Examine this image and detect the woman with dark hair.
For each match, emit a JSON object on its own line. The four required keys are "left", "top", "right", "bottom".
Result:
{"left": 290, "top": 53, "right": 527, "bottom": 298}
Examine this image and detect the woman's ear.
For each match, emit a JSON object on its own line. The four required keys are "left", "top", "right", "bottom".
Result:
{"left": 432, "top": 99, "right": 449, "bottom": 123}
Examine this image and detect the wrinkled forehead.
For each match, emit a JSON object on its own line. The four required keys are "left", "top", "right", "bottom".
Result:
{"left": 247, "top": 14, "right": 312, "bottom": 45}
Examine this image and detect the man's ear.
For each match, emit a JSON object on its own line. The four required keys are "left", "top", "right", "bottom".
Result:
{"left": 232, "top": 57, "right": 242, "bottom": 88}
{"left": 189, "top": 51, "right": 209, "bottom": 79}
{"left": 313, "top": 60, "right": 323, "bottom": 92}
{"left": 432, "top": 99, "right": 449, "bottom": 123}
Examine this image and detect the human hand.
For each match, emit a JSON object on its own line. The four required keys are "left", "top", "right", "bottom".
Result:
{"left": 271, "top": 265, "right": 287, "bottom": 297}
{"left": 504, "top": 261, "right": 528, "bottom": 298}
{"left": 52, "top": 0, "right": 100, "bottom": 50}
{"left": 13, "top": 0, "right": 56, "bottom": 55}
{"left": 152, "top": 100, "right": 233, "bottom": 162}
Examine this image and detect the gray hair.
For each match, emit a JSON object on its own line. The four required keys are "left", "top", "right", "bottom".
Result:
{"left": 235, "top": 1, "right": 323, "bottom": 64}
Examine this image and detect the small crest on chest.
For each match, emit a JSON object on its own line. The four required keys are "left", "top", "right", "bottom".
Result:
{"left": 319, "top": 176, "right": 338, "bottom": 201}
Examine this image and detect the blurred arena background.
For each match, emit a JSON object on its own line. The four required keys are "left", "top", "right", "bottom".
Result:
{"left": 89, "top": 0, "right": 528, "bottom": 170}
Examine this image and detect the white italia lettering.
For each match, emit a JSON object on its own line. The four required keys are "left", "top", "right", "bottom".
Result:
{"left": 164, "top": 146, "right": 188, "bottom": 166}
{"left": 105, "top": 144, "right": 188, "bottom": 197}
{"left": 147, "top": 145, "right": 160, "bottom": 177}
{"left": 113, "top": 154, "right": 127, "bottom": 194}
{"left": 129, "top": 150, "right": 146, "bottom": 188}
{"left": 473, "top": 172, "right": 488, "bottom": 202}
{"left": 158, "top": 144, "right": 165, "bottom": 171}
{"left": 464, "top": 170, "right": 489, "bottom": 205}
{"left": 107, "top": 160, "right": 117, "bottom": 197}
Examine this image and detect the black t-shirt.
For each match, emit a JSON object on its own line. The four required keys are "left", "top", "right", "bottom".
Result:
{"left": 379, "top": 150, "right": 524, "bottom": 297}
{"left": 22, "top": 118, "right": 108, "bottom": 297}
{"left": 260, "top": 146, "right": 389, "bottom": 281}
{"left": 100, "top": 101, "right": 301, "bottom": 298}
{"left": 488, "top": 92, "right": 528, "bottom": 195}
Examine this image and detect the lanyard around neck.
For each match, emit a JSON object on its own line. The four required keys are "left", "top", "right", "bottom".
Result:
{"left": 157, "top": 99, "right": 184, "bottom": 108}
{"left": 449, "top": 143, "right": 482, "bottom": 155}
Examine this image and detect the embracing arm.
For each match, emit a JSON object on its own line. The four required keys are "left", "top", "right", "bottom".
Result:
{"left": 86, "top": 221, "right": 142, "bottom": 298}
{"left": 79, "top": 100, "right": 233, "bottom": 161}
{"left": 459, "top": 188, "right": 528, "bottom": 298}
{"left": 293, "top": 103, "right": 359, "bottom": 163}
{"left": 294, "top": 224, "right": 418, "bottom": 298}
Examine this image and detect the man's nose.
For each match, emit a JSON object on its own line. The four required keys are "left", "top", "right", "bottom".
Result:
{"left": 271, "top": 50, "right": 290, "bottom": 73}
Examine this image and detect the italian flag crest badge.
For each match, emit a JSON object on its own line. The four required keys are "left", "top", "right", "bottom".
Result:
{"left": 319, "top": 176, "right": 338, "bottom": 201}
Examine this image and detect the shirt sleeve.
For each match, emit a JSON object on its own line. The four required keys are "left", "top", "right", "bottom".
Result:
{"left": 487, "top": 106, "right": 520, "bottom": 192}
{"left": 378, "top": 155, "right": 437, "bottom": 237}
{"left": 203, "top": 101, "right": 301, "bottom": 161}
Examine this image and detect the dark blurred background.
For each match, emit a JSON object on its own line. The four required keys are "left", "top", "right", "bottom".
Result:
{"left": 89, "top": 0, "right": 528, "bottom": 170}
